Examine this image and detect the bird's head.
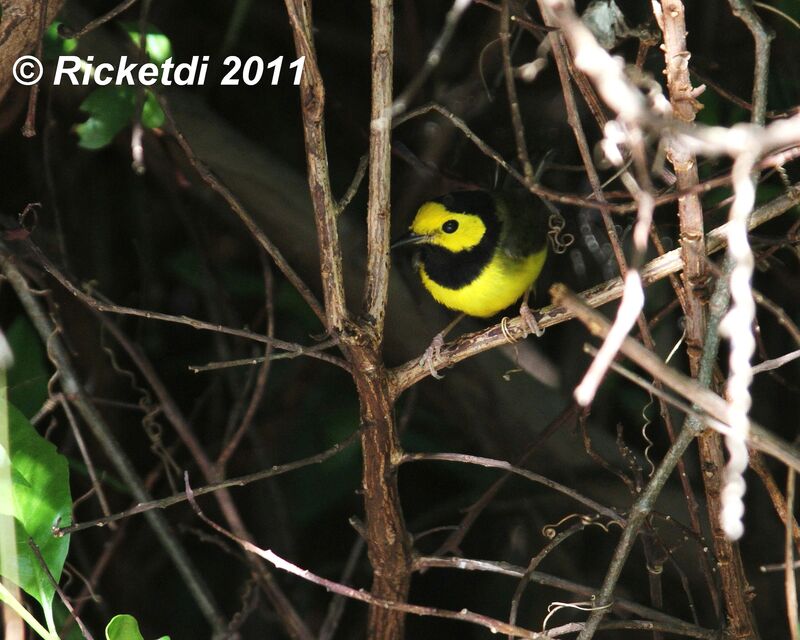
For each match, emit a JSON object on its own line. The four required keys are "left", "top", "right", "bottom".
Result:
{"left": 392, "top": 191, "right": 494, "bottom": 254}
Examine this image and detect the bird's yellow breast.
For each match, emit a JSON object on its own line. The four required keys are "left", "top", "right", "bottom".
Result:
{"left": 419, "top": 247, "right": 546, "bottom": 318}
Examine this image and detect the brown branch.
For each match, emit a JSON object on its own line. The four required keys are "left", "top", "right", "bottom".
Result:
{"left": 400, "top": 452, "right": 623, "bottom": 522}
{"left": 657, "top": 0, "right": 707, "bottom": 374}
{"left": 501, "top": 0, "right": 535, "bottom": 182}
{"left": 24, "top": 240, "right": 348, "bottom": 370}
{"left": 551, "top": 284, "right": 800, "bottom": 472}
{"left": 786, "top": 469, "right": 799, "bottom": 640}
{"left": 159, "top": 99, "right": 327, "bottom": 327}
{"left": 363, "top": 0, "right": 394, "bottom": 335}
{"left": 283, "top": 5, "right": 412, "bottom": 638}
{"left": 21, "top": 0, "right": 48, "bottom": 138}
{"left": 415, "top": 556, "right": 719, "bottom": 639}
{"left": 728, "top": 0, "right": 774, "bottom": 126}
{"left": 656, "top": 0, "right": 732, "bottom": 627}
{"left": 185, "top": 477, "right": 547, "bottom": 639}
{"left": 283, "top": 0, "right": 347, "bottom": 331}
{"left": 56, "top": 430, "right": 359, "bottom": 535}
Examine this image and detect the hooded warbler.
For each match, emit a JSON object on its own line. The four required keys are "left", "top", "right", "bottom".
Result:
{"left": 393, "top": 190, "right": 548, "bottom": 331}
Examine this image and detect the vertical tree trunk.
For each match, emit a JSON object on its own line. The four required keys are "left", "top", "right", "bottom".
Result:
{"left": 349, "top": 343, "right": 412, "bottom": 639}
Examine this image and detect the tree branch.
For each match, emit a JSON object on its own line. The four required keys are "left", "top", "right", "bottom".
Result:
{"left": 363, "top": 0, "right": 394, "bottom": 335}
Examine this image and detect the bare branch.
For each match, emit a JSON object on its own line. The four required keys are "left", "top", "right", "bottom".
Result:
{"left": 400, "top": 452, "right": 623, "bottom": 522}
{"left": 363, "top": 0, "right": 394, "bottom": 335}
{"left": 56, "top": 430, "right": 359, "bottom": 536}
{"left": 283, "top": 0, "right": 347, "bottom": 330}
{"left": 185, "top": 476, "right": 548, "bottom": 639}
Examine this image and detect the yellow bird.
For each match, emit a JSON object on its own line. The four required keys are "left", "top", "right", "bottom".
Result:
{"left": 393, "top": 190, "right": 548, "bottom": 374}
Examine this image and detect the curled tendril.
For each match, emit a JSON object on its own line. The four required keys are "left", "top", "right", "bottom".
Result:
{"left": 542, "top": 513, "right": 624, "bottom": 539}
{"left": 640, "top": 394, "right": 656, "bottom": 478}
{"left": 547, "top": 210, "right": 575, "bottom": 254}
{"left": 542, "top": 597, "right": 614, "bottom": 632}
{"left": 500, "top": 316, "right": 520, "bottom": 344}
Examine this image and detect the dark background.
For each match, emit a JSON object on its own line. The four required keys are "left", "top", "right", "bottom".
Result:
{"left": 1, "top": 0, "right": 799, "bottom": 637}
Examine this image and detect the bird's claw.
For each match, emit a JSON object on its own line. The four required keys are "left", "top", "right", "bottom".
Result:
{"left": 520, "top": 302, "right": 544, "bottom": 337}
{"left": 419, "top": 332, "right": 446, "bottom": 380}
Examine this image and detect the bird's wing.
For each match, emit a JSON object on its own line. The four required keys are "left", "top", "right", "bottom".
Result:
{"left": 496, "top": 192, "right": 548, "bottom": 259}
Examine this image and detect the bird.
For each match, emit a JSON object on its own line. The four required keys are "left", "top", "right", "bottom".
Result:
{"left": 392, "top": 189, "right": 549, "bottom": 376}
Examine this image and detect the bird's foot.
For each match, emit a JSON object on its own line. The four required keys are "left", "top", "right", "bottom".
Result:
{"left": 419, "top": 332, "right": 446, "bottom": 380}
{"left": 520, "top": 301, "right": 544, "bottom": 337}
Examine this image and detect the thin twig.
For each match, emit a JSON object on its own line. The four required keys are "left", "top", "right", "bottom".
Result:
{"left": 751, "top": 349, "right": 800, "bottom": 375}
{"left": 400, "top": 452, "right": 623, "bottom": 522}
{"left": 189, "top": 339, "right": 341, "bottom": 372}
{"left": 787, "top": 469, "right": 799, "bottom": 640}
{"left": 59, "top": 0, "right": 140, "bottom": 38}
{"left": 56, "top": 429, "right": 359, "bottom": 535}
{"left": 27, "top": 539, "right": 94, "bottom": 640}
{"left": 283, "top": 0, "right": 347, "bottom": 330}
{"left": 508, "top": 523, "right": 585, "bottom": 639}
{"left": 318, "top": 537, "right": 366, "bottom": 640}
{"left": 336, "top": 154, "right": 368, "bottom": 214}
{"left": 59, "top": 397, "right": 114, "bottom": 525}
{"left": 433, "top": 403, "right": 578, "bottom": 557}
{"left": 185, "top": 476, "right": 548, "bottom": 639}
{"left": 414, "top": 556, "right": 718, "bottom": 639}
{"left": 215, "top": 259, "right": 275, "bottom": 471}
{"left": 160, "top": 98, "right": 328, "bottom": 327}
{"left": 26, "top": 240, "right": 348, "bottom": 370}
{"left": 0, "top": 241, "right": 228, "bottom": 636}
{"left": 392, "top": 0, "right": 472, "bottom": 116}
{"left": 750, "top": 453, "right": 800, "bottom": 554}
{"left": 501, "top": 0, "right": 534, "bottom": 182}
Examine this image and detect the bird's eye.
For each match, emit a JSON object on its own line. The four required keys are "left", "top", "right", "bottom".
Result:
{"left": 442, "top": 220, "right": 459, "bottom": 233}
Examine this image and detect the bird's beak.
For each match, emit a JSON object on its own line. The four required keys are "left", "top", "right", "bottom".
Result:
{"left": 391, "top": 231, "right": 427, "bottom": 249}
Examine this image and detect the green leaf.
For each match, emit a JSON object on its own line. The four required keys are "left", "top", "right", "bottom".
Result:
{"left": 106, "top": 614, "right": 144, "bottom": 640}
{"left": 106, "top": 614, "right": 171, "bottom": 640}
{"left": 77, "top": 87, "right": 165, "bottom": 149}
{"left": 6, "top": 316, "right": 49, "bottom": 419}
{"left": 141, "top": 91, "right": 165, "bottom": 129}
{"left": 0, "top": 403, "right": 71, "bottom": 622}
{"left": 76, "top": 86, "right": 136, "bottom": 149}
{"left": 120, "top": 23, "right": 173, "bottom": 65}
{"left": 43, "top": 22, "right": 78, "bottom": 60}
